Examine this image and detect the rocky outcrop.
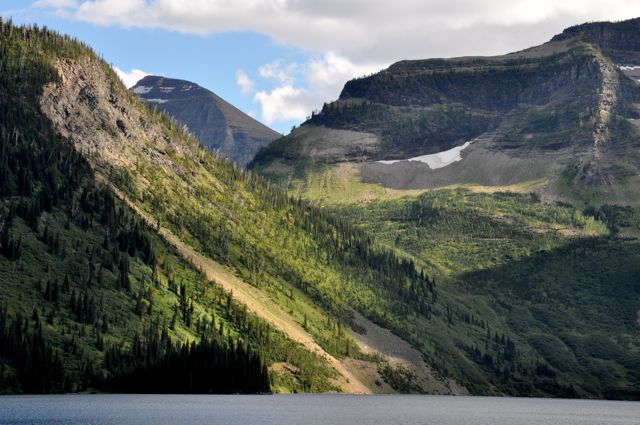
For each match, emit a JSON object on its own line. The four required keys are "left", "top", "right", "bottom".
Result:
{"left": 592, "top": 54, "right": 619, "bottom": 152}
{"left": 552, "top": 18, "right": 640, "bottom": 64}
{"left": 40, "top": 58, "right": 191, "bottom": 181}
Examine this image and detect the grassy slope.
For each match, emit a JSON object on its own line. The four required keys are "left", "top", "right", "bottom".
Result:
{"left": 332, "top": 188, "right": 640, "bottom": 398}
{"left": 257, "top": 151, "right": 640, "bottom": 398}
{"left": 1, "top": 21, "right": 459, "bottom": 394}
{"left": 0, "top": 20, "right": 344, "bottom": 393}
{"left": 0, "top": 206, "right": 337, "bottom": 393}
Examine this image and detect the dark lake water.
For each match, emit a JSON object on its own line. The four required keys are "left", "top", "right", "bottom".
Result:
{"left": 0, "top": 394, "right": 638, "bottom": 425}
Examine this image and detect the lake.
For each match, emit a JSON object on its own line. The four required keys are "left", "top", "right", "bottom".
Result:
{"left": 0, "top": 394, "right": 638, "bottom": 425}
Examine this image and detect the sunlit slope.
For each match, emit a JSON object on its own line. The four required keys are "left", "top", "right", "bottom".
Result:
{"left": 27, "top": 21, "right": 463, "bottom": 394}
{"left": 0, "top": 20, "right": 337, "bottom": 394}
{"left": 332, "top": 189, "right": 640, "bottom": 399}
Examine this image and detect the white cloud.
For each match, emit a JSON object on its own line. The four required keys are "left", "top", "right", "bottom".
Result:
{"left": 113, "top": 67, "right": 150, "bottom": 88}
{"left": 307, "top": 52, "right": 382, "bottom": 93}
{"left": 254, "top": 85, "right": 314, "bottom": 125}
{"left": 34, "top": 0, "right": 640, "bottom": 63}
{"left": 258, "top": 61, "right": 298, "bottom": 85}
{"left": 236, "top": 70, "right": 254, "bottom": 95}
{"left": 253, "top": 52, "right": 383, "bottom": 125}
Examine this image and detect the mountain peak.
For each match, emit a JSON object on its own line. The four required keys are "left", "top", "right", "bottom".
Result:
{"left": 133, "top": 75, "right": 206, "bottom": 99}
{"left": 551, "top": 17, "right": 640, "bottom": 63}
{"left": 131, "top": 75, "right": 279, "bottom": 166}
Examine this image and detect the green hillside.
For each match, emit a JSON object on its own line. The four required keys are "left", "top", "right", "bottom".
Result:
{"left": 248, "top": 18, "right": 640, "bottom": 399}
{"left": 0, "top": 19, "right": 476, "bottom": 396}
{"left": 0, "top": 20, "right": 337, "bottom": 394}
{"left": 329, "top": 189, "right": 640, "bottom": 399}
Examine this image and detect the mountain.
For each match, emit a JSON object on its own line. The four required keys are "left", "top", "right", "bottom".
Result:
{"left": 1, "top": 19, "right": 638, "bottom": 399}
{"left": 249, "top": 17, "right": 640, "bottom": 400}
{"left": 0, "top": 19, "right": 471, "bottom": 396}
{"left": 251, "top": 18, "right": 640, "bottom": 206}
{"left": 132, "top": 75, "right": 279, "bottom": 166}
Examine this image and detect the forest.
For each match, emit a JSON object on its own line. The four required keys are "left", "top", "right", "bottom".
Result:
{"left": 0, "top": 19, "right": 337, "bottom": 394}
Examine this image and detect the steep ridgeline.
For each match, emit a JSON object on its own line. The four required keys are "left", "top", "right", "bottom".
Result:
{"left": 0, "top": 20, "right": 478, "bottom": 395}
{"left": 132, "top": 76, "right": 279, "bottom": 166}
{"left": 0, "top": 21, "right": 334, "bottom": 394}
{"left": 251, "top": 18, "right": 640, "bottom": 205}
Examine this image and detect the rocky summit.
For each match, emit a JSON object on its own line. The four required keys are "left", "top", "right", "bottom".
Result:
{"left": 133, "top": 75, "right": 279, "bottom": 166}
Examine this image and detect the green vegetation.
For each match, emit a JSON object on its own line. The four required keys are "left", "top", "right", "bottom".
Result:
{"left": 378, "top": 362, "right": 423, "bottom": 394}
{"left": 0, "top": 18, "right": 458, "bottom": 396}
{"left": 248, "top": 17, "right": 640, "bottom": 399}
{"left": 332, "top": 189, "right": 640, "bottom": 399}
{"left": 2, "top": 17, "right": 639, "bottom": 399}
{"left": 0, "top": 18, "right": 338, "bottom": 394}
{"left": 337, "top": 189, "right": 608, "bottom": 275}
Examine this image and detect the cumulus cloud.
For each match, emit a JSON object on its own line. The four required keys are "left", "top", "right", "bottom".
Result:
{"left": 307, "top": 52, "right": 382, "bottom": 93}
{"left": 253, "top": 52, "right": 382, "bottom": 125}
{"left": 32, "top": 1, "right": 640, "bottom": 125}
{"left": 259, "top": 61, "right": 298, "bottom": 85}
{"left": 236, "top": 70, "right": 254, "bottom": 95}
{"left": 113, "top": 67, "right": 150, "bottom": 88}
{"left": 254, "top": 85, "right": 313, "bottom": 125}
{"left": 32, "top": 0, "right": 640, "bottom": 63}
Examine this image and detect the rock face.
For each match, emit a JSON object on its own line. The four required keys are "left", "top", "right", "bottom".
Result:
{"left": 132, "top": 76, "right": 279, "bottom": 166}
{"left": 551, "top": 18, "right": 640, "bottom": 64}
{"left": 251, "top": 18, "right": 640, "bottom": 204}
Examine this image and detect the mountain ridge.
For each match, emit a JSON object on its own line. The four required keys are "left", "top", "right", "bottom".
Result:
{"left": 251, "top": 17, "right": 640, "bottom": 206}
{"left": 248, "top": 17, "right": 640, "bottom": 400}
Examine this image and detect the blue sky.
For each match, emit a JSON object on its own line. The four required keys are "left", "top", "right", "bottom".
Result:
{"left": 2, "top": 1, "right": 312, "bottom": 133}
{"left": 2, "top": 1, "right": 640, "bottom": 134}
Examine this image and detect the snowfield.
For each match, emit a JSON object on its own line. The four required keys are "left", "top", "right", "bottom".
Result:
{"left": 377, "top": 141, "right": 472, "bottom": 169}
{"left": 618, "top": 65, "right": 640, "bottom": 70}
{"left": 132, "top": 85, "right": 152, "bottom": 94}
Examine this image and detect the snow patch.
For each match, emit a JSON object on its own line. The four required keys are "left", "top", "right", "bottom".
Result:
{"left": 133, "top": 85, "right": 152, "bottom": 94}
{"left": 159, "top": 86, "right": 175, "bottom": 93}
{"left": 618, "top": 65, "right": 640, "bottom": 71}
{"left": 144, "top": 98, "right": 168, "bottom": 104}
{"left": 181, "top": 85, "right": 194, "bottom": 91}
{"left": 377, "top": 141, "right": 472, "bottom": 169}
